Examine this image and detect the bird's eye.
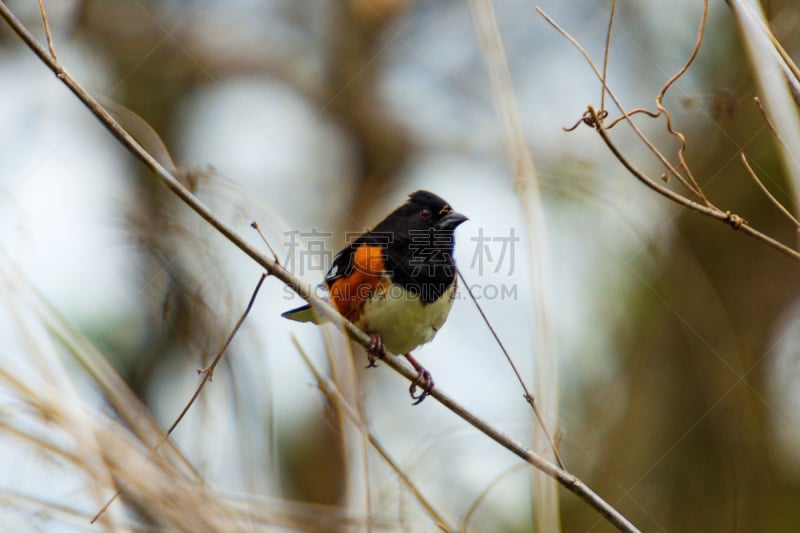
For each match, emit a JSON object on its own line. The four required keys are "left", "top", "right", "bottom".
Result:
{"left": 420, "top": 208, "right": 432, "bottom": 219}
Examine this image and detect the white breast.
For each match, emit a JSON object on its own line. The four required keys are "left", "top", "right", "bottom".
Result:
{"left": 358, "top": 283, "right": 455, "bottom": 355}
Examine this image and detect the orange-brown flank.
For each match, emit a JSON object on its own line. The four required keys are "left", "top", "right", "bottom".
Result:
{"left": 329, "top": 244, "right": 390, "bottom": 324}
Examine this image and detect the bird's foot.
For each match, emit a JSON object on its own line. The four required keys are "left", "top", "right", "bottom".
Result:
{"left": 366, "top": 332, "right": 385, "bottom": 368}
{"left": 404, "top": 353, "right": 434, "bottom": 405}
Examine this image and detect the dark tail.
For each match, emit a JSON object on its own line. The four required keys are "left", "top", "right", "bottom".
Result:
{"left": 281, "top": 304, "right": 325, "bottom": 324}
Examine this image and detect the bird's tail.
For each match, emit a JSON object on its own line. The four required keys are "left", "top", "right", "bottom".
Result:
{"left": 281, "top": 304, "right": 327, "bottom": 324}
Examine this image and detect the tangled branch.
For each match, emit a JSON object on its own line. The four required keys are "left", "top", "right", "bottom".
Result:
{"left": 539, "top": 3, "right": 800, "bottom": 265}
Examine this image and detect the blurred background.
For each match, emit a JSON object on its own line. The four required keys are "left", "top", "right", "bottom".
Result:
{"left": 2, "top": 0, "right": 800, "bottom": 531}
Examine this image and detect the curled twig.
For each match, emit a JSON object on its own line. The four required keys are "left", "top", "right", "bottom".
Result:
{"left": 607, "top": 0, "right": 709, "bottom": 203}
{"left": 563, "top": 108, "right": 608, "bottom": 131}
{"left": 540, "top": 2, "right": 711, "bottom": 204}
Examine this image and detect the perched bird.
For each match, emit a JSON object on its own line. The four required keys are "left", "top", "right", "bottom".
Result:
{"left": 282, "top": 190, "right": 468, "bottom": 403}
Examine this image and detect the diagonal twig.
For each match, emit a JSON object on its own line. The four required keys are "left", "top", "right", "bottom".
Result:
{"left": 91, "top": 273, "right": 267, "bottom": 523}
{"left": 740, "top": 152, "right": 800, "bottom": 230}
{"left": 36, "top": 0, "right": 57, "bottom": 60}
{"left": 600, "top": 0, "right": 616, "bottom": 114}
{"left": 458, "top": 269, "right": 564, "bottom": 469}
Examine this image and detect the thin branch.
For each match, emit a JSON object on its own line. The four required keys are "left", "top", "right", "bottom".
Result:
{"left": 458, "top": 269, "right": 564, "bottom": 469}
{"left": 0, "top": 4, "right": 639, "bottom": 531}
{"left": 585, "top": 104, "right": 800, "bottom": 262}
{"left": 37, "top": 0, "right": 57, "bottom": 60}
{"left": 754, "top": 96, "right": 800, "bottom": 174}
{"left": 250, "top": 221, "right": 281, "bottom": 264}
{"left": 740, "top": 152, "right": 800, "bottom": 230}
{"left": 91, "top": 273, "right": 267, "bottom": 523}
{"left": 600, "top": 0, "right": 616, "bottom": 114}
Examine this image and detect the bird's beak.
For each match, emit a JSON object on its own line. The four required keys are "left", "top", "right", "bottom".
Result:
{"left": 435, "top": 211, "right": 468, "bottom": 231}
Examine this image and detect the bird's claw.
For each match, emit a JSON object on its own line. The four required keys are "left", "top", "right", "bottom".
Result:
{"left": 366, "top": 333, "right": 384, "bottom": 368}
{"left": 409, "top": 369, "right": 434, "bottom": 405}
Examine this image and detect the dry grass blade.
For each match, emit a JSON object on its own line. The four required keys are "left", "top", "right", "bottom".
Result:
{"left": 0, "top": 293, "right": 228, "bottom": 530}
{"left": 469, "top": 1, "right": 561, "bottom": 531}
{"left": 459, "top": 463, "right": 529, "bottom": 532}
{"left": 0, "top": 490, "right": 147, "bottom": 532}
{"left": 730, "top": 0, "right": 800, "bottom": 211}
{"left": 292, "top": 337, "right": 454, "bottom": 532}
{"left": 0, "top": 259, "right": 370, "bottom": 531}
{"left": 0, "top": 253, "right": 197, "bottom": 472}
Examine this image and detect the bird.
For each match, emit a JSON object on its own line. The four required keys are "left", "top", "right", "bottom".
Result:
{"left": 282, "top": 190, "right": 468, "bottom": 404}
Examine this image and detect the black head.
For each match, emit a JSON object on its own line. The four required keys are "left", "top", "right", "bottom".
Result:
{"left": 372, "top": 190, "right": 468, "bottom": 240}
{"left": 366, "top": 191, "right": 467, "bottom": 301}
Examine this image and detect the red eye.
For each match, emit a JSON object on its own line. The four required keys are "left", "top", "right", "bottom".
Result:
{"left": 420, "top": 208, "right": 432, "bottom": 219}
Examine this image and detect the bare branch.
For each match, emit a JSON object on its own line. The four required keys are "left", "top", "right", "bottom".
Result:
{"left": 540, "top": 5, "right": 800, "bottom": 263}
{"left": 754, "top": 97, "right": 800, "bottom": 174}
{"left": 250, "top": 221, "right": 281, "bottom": 265}
{"left": 36, "top": 0, "right": 57, "bottom": 60}
{"left": 600, "top": 0, "right": 616, "bottom": 114}
{"left": 585, "top": 104, "right": 800, "bottom": 262}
